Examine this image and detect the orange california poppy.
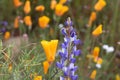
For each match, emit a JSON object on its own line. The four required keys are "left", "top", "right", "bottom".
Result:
{"left": 92, "top": 24, "right": 102, "bottom": 36}
{"left": 35, "top": 5, "right": 45, "bottom": 12}
{"left": 94, "top": 0, "right": 106, "bottom": 11}
{"left": 14, "top": 17, "right": 19, "bottom": 28}
{"left": 38, "top": 16, "right": 50, "bottom": 29}
{"left": 116, "top": 74, "right": 120, "bottom": 80}
{"left": 34, "top": 76, "right": 42, "bottom": 80}
{"left": 59, "top": 0, "right": 67, "bottom": 4}
{"left": 55, "top": 4, "right": 69, "bottom": 16}
{"left": 90, "top": 70, "right": 97, "bottom": 79}
{"left": 24, "top": 16, "right": 32, "bottom": 26}
{"left": 24, "top": 0, "right": 31, "bottom": 14}
{"left": 92, "top": 47, "right": 100, "bottom": 59}
{"left": 95, "top": 58, "right": 103, "bottom": 64}
{"left": 41, "top": 40, "right": 58, "bottom": 62}
{"left": 4, "top": 31, "right": 10, "bottom": 40}
{"left": 88, "top": 11, "right": 96, "bottom": 27}
{"left": 13, "top": 0, "right": 22, "bottom": 8}
{"left": 50, "top": 0, "right": 57, "bottom": 10}
{"left": 43, "top": 61, "right": 49, "bottom": 74}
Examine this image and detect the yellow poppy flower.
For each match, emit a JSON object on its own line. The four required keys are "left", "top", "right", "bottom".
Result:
{"left": 59, "top": 0, "right": 67, "bottom": 4}
{"left": 35, "top": 5, "right": 45, "bottom": 12}
{"left": 24, "top": 0, "right": 31, "bottom": 14}
{"left": 14, "top": 17, "right": 19, "bottom": 28}
{"left": 43, "top": 61, "right": 49, "bottom": 74}
{"left": 88, "top": 11, "right": 96, "bottom": 27}
{"left": 94, "top": 0, "right": 106, "bottom": 11}
{"left": 38, "top": 16, "right": 50, "bottom": 29}
{"left": 94, "top": 57, "right": 103, "bottom": 64}
{"left": 50, "top": 0, "right": 57, "bottom": 10}
{"left": 116, "top": 74, "right": 120, "bottom": 80}
{"left": 55, "top": 4, "right": 69, "bottom": 16}
{"left": 93, "top": 47, "right": 100, "bottom": 59}
{"left": 92, "top": 24, "right": 102, "bottom": 36}
{"left": 13, "top": 0, "right": 22, "bottom": 8}
{"left": 41, "top": 40, "right": 58, "bottom": 62}
{"left": 24, "top": 16, "right": 32, "bottom": 26}
{"left": 4, "top": 31, "right": 10, "bottom": 40}
{"left": 34, "top": 76, "right": 42, "bottom": 80}
{"left": 90, "top": 70, "right": 97, "bottom": 79}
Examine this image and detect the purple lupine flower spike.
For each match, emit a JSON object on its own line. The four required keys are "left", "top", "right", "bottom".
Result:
{"left": 56, "top": 17, "right": 81, "bottom": 80}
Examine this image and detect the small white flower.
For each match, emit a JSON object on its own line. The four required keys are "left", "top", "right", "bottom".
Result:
{"left": 102, "top": 44, "right": 114, "bottom": 53}
{"left": 59, "top": 24, "right": 64, "bottom": 29}
{"left": 102, "top": 44, "right": 108, "bottom": 50}
{"left": 106, "top": 46, "right": 114, "bottom": 53}
{"left": 96, "top": 64, "right": 101, "bottom": 69}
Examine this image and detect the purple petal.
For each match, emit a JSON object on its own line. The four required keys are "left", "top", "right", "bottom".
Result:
{"left": 61, "top": 28, "right": 67, "bottom": 35}
{"left": 74, "top": 39, "right": 81, "bottom": 45}
{"left": 70, "top": 31, "right": 76, "bottom": 37}
{"left": 56, "top": 62, "right": 63, "bottom": 69}
{"left": 74, "top": 50, "right": 81, "bottom": 56}
{"left": 70, "top": 58, "right": 76, "bottom": 63}
{"left": 71, "top": 75, "right": 78, "bottom": 80}
{"left": 61, "top": 43, "right": 66, "bottom": 48}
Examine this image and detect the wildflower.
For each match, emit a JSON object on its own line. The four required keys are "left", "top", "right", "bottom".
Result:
{"left": 90, "top": 70, "right": 97, "bottom": 79}
{"left": 102, "top": 44, "right": 108, "bottom": 50}
{"left": 96, "top": 58, "right": 103, "bottom": 64}
{"left": 43, "top": 61, "right": 50, "bottom": 74}
{"left": 116, "top": 74, "right": 120, "bottom": 80}
{"left": 50, "top": 0, "right": 57, "bottom": 10}
{"left": 14, "top": 17, "right": 19, "bottom": 28}
{"left": 4, "top": 31, "right": 10, "bottom": 40}
{"left": 35, "top": 5, "right": 45, "bottom": 12}
{"left": 59, "top": 24, "right": 64, "bottom": 29}
{"left": 92, "top": 24, "right": 102, "bottom": 36}
{"left": 102, "top": 44, "right": 114, "bottom": 53}
{"left": 13, "top": 0, "right": 22, "bottom": 8}
{"left": 38, "top": 16, "right": 50, "bottom": 29}
{"left": 24, "top": 16, "right": 32, "bottom": 27}
{"left": 34, "top": 76, "right": 42, "bottom": 80}
{"left": 94, "top": 0, "right": 106, "bottom": 11}
{"left": 41, "top": 40, "right": 58, "bottom": 62}
{"left": 92, "top": 47, "right": 100, "bottom": 59}
{"left": 59, "top": 0, "right": 67, "bottom": 4}
{"left": 96, "top": 64, "right": 101, "bottom": 69}
{"left": 24, "top": 0, "right": 31, "bottom": 14}
{"left": 88, "top": 11, "right": 96, "bottom": 27}
{"left": 56, "top": 17, "right": 81, "bottom": 80}
{"left": 55, "top": 4, "right": 69, "bottom": 16}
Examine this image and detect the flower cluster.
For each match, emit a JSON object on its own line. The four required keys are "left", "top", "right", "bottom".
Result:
{"left": 56, "top": 17, "right": 81, "bottom": 80}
